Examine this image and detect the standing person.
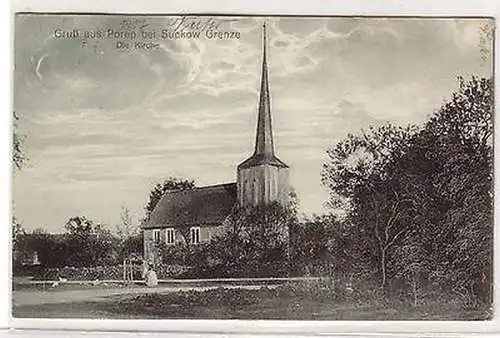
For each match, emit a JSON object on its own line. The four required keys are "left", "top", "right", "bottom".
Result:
{"left": 146, "top": 263, "right": 158, "bottom": 287}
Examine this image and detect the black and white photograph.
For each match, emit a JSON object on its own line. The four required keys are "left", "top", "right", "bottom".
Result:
{"left": 11, "top": 14, "right": 494, "bottom": 321}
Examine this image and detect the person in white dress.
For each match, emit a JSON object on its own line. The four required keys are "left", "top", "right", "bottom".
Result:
{"left": 145, "top": 264, "right": 158, "bottom": 287}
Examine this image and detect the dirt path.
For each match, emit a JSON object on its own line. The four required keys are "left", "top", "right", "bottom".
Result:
{"left": 12, "top": 284, "right": 274, "bottom": 307}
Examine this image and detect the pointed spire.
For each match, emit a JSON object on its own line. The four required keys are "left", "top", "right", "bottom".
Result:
{"left": 254, "top": 22, "right": 274, "bottom": 157}
{"left": 238, "top": 21, "right": 288, "bottom": 170}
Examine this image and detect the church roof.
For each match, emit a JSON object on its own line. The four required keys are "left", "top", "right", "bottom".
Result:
{"left": 144, "top": 183, "right": 237, "bottom": 229}
{"left": 238, "top": 22, "right": 288, "bottom": 170}
{"left": 238, "top": 153, "right": 289, "bottom": 169}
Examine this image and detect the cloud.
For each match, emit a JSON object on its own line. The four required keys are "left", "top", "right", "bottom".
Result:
{"left": 13, "top": 15, "right": 493, "bottom": 232}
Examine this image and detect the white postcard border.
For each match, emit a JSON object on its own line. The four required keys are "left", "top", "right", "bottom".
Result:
{"left": 4, "top": 0, "right": 500, "bottom": 336}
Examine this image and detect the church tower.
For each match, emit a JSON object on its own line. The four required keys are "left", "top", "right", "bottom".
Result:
{"left": 237, "top": 23, "right": 290, "bottom": 208}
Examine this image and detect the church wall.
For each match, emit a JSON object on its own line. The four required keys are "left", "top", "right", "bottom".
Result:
{"left": 143, "top": 224, "right": 226, "bottom": 264}
{"left": 237, "top": 166, "right": 260, "bottom": 206}
{"left": 203, "top": 225, "right": 226, "bottom": 242}
{"left": 237, "top": 164, "right": 289, "bottom": 208}
{"left": 171, "top": 225, "right": 222, "bottom": 245}
{"left": 277, "top": 167, "right": 290, "bottom": 206}
{"left": 143, "top": 229, "right": 159, "bottom": 265}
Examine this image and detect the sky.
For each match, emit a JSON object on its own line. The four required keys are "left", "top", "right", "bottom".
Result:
{"left": 13, "top": 15, "right": 493, "bottom": 233}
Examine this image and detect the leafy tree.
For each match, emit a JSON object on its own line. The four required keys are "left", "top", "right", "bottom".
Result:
{"left": 207, "top": 201, "right": 295, "bottom": 277}
{"left": 19, "top": 229, "right": 69, "bottom": 268}
{"left": 13, "top": 111, "right": 27, "bottom": 171}
{"left": 144, "top": 177, "right": 195, "bottom": 221}
{"left": 322, "top": 123, "right": 417, "bottom": 287}
{"left": 119, "top": 232, "right": 144, "bottom": 262}
{"left": 426, "top": 76, "right": 492, "bottom": 147}
{"left": 12, "top": 111, "right": 28, "bottom": 260}
{"left": 323, "top": 76, "right": 493, "bottom": 305}
{"left": 114, "top": 207, "right": 143, "bottom": 261}
{"left": 117, "top": 206, "right": 138, "bottom": 240}
{"left": 414, "top": 77, "right": 493, "bottom": 303}
{"left": 64, "top": 216, "right": 119, "bottom": 267}
{"left": 12, "top": 217, "right": 28, "bottom": 271}
{"left": 392, "top": 230, "right": 430, "bottom": 307}
{"left": 290, "top": 215, "right": 333, "bottom": 266}
{"left": 12, "top": 216, "right": 25, "bottom": 252}
{"left": 64, "top": 216, "right": 93, "bottom": 237}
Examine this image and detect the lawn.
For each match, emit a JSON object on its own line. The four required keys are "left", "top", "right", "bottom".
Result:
{"left": 12, "top": 283, "right": 492, "bottom": 320}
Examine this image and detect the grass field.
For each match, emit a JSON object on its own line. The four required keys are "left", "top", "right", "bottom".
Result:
{"left": 12, "top": 283, "right": 492, "bottom": 320}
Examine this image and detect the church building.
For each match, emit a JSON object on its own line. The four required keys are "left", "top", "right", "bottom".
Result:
{"left": 142, "top": 24, "right": 290, "bottom": 264}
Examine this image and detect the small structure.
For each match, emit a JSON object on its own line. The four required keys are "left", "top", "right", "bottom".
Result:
{"left": 21, "top": 250, "right": 41, "bottom": 267}
{"left": 123, "top": 253, "right": 143, "bottom": 284}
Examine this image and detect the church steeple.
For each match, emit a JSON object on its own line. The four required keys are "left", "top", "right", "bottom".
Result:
{"left": 255, "top": 22, "right": 274, "bottom": 157}
{"left": 238, "top": 22, "right": 288, "bottom": 170}
{"left": 237, "top": 21, "right": 290, "bottom": 207}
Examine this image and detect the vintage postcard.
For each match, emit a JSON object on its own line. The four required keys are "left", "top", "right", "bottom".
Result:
{"left": 11, "top": 14, "right": 494, "bottom": 323}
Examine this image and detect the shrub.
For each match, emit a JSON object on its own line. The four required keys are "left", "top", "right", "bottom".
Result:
{"left": 29, "top": 264, "right": 189, "bottom": 281}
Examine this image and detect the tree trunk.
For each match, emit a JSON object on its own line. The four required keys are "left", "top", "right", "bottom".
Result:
{"left": 412, "top": 271, "right": 418, "bottom": 307}
{"left": 380, "top": 249, "right": 387, "bottom": 288}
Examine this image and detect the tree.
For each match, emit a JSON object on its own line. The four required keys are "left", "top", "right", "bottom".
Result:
{"left": 64, "top": 216, "right": 93, "bottom": 237}
{"left": 393, "top": 230, "right": 430, "bottom": 307}
{"left": 322, "top": 123, "right": 418, "bottom": 287}
{"left": 64, "top": 216, "right": 119, "bottom": 267}
{"left": 323, "top": 76, "right": 493, "bottom": 298}
{"left": 323, "top": 76, "right": 493, "bottom": 305}
{"left": 13, "top": 111, "right": 27, "bottom": 171}
{"left": 12, "top": 216, "right": 25, "bottom": 252}
{"left": 119, "top": 232, "right": 144, "bottom": 262}
{"left": 208, "top": 201, "right": 295, "bottom": 277}
{"left": 417, "top": 77, "right": 493, "bottom": 303}
{"left": 12, "top": 217, "right": 28, "bottom": 270}
{"left": 384, "top": 77, "right": 493, "bottom": 303}
{"left": 12, "top": 111, "right": 28, "bottom": 260}
{"left": 116, "top": 207, "right": 142, "bottom": 261}
{"left": 117, "top": 206, "right": 138, "bottom": 240}
{"left": 20, "top": 229, "right": 69, "bottom": 268}
{"left": 144, "top": 177, "right": 195, "bottom": 221}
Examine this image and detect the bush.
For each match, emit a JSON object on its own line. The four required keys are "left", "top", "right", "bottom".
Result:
{"left": 32, "top": 266, "right": 122, "bottom": 281}
{"left": 178, "top": 259, "right": 289, "bottom": 279}
{"left": 28, "top": 264, "right": 189, "bottom": 281}
{"left": 117, "top": 286, "right": 282, "bottom": 312}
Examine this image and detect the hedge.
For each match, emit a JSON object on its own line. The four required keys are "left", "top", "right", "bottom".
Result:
{"left": 26, "top": 264, "right": 189, "bottom": 281}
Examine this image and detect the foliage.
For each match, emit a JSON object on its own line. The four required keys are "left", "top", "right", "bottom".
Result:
{"left": 157, "top": 242, "right": 209, "bottom": 267}
{"left": 115, "top": 207, "right": 143, "bottom": 261}
{"left": 289, "top": 215, "right": 334, "bottom": 276}
{"left": 72, "top": 282, "right": 491, "bottom": 320}
{"left": 14, "top": 215, "right": 137, "bottom": 270}
{"left": 155, "top": 201, "right": 297, "bottom": 278}
{"left": 63, "top": 216, "right": 119, "bottom": 267}
{"left": 204, "top": 202, "right": 294, "bottom": 277}
{"left": 116, "top": 207, "right": 138, "bottom": 240}
{"left": 118, "top": 232, "right": 144, "bottom": 262}
{"left": 322, "top": 123, "right": 418, "bottom": 287}
{"left": 12, "top": 216, "right": 25, "bottom": 253}
{"left": 417, "top": 76, "right": 492, "bottom": 303}
{"left": 322, "top": 76, "right": 493, "bottom": 305}
{"left": 113, "top": 287, "right": 284, "bottom": 315}
{"left": 26, "top": 264, "right": 187, "bottom": 281}
{"left": 15, "top": 229, "right": 69, "bottom": 268}
{"left": 13, "top": 111, "right": 28, "bottom": 171}
{"left": 143, "top": 177, "right": 195, "bottom": 221}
